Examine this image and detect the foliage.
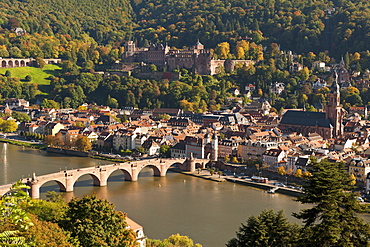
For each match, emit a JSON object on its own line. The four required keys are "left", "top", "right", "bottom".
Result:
{"left": 0, "top": 119, "right": 18, "bottom": 133}
{"left": 74, "top": 135, "right": 92, "bottom": 152}
{"left": 60, "top": 194, "right": 137, "bottom": 247}
{"left": 227, "top": 210, "right": 300, "bottom": 247}
{"left": 0, "top": 230, "right": 27, "bottom": 247}
{"left": 0, "top": 181, "right": 33, "bottom": 246}
{"left": 293, "top": 159, "right": 370, "bottom": 246}
{"left": 278, "top": 166, "right": 287, "bottom": 176}
{"left": 160, "top": 145, "right": 171, "bottom": 158}
{"left": 294, "top": 169, "right": 303, "bottom": 178}
{"left": 146, "top": 234, "right": 202, "bottom": 247}
{"left": 22, "top": 215, "right": 76, "bottom": 247}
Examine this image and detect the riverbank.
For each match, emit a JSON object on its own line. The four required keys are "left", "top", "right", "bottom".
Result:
{"left": 0, "top": 137, "right": 45, "bottom": 150}
{"left": 171, "top": 168, "right": 305, "bottom": 197}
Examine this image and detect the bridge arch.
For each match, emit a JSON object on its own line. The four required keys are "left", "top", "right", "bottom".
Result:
{"left": 72, "top": 172, "right": 101, "bottom": 187}
{"left": 2, "top": 60, "right": 6, "bottom": 67}
{"left": 105, "top": 168, "right": 133, "bottom": 182}
{"left": 139, "top": 164, "right": 162, "bottom": 177}
{"left": 15, "top": 60, "right": 19, "bottom": 67}
{"left": 30, "top": 178, "right": 67, "bottom": 198}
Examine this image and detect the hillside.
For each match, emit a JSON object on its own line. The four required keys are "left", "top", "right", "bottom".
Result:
{"left": 0, "top": 0, "right": 369, "bottom": 56}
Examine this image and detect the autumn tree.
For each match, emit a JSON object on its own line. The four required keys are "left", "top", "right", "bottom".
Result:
{"left": 74, "top": 135, "right": 92, "bottom": 152}
{"left": 0, "top": 119, "right": 18, "bottom": 133}
{"left": 214, "top": 42, "right": 230, "bottom": 59}
{"left": 278, "top": 166, "right": 287, "bottom": 176}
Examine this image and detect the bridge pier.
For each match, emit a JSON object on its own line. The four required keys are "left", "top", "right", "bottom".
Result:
{"left": 99, "top": 168, "right": 108, "bottom": 187}
{"left": 131, "top": 166, "right": 138, "bottom": 181}
{"left": 65, "top": 173, "right": 74, "bottom": 192}
{"left": 160, "top": 164, "right": 167, "bottom": 177}
{"left": 30, "top": 183, "right": 40, "bottom": 199}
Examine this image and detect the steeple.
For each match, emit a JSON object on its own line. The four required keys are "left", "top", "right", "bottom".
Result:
{"left": 331, "top": 70, "right": 340, "bottom": 94}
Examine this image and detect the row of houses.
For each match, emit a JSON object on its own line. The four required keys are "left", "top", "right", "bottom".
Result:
{"left": 4, "top": 97, "right": 370, "bottom": 183}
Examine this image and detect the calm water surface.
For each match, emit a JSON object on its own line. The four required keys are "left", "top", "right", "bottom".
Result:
{"left": 0, "top": 143, "right": 322, "bottom": 246}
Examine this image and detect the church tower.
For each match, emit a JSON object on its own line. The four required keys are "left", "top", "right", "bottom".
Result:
{"left": 326, "top": 72, "right": 344, "bottom": 137}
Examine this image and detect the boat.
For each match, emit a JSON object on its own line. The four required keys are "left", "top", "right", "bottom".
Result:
{"left": 268, "top": 187, "right": 279, "bottom": 194}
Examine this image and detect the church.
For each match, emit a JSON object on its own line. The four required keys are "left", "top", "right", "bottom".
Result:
{"left": 279, "top": 73, "right": 344, "bottom": 139}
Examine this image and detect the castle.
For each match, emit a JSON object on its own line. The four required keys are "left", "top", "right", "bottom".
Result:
{"left": 122, "top": 41, "right": 255, "bottom": 75}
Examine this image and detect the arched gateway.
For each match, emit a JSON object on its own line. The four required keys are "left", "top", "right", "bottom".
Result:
{"left": 0, "top": 157, "right": 209, "bottom": 199}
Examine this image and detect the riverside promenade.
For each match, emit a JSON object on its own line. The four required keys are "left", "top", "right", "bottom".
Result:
{"left": 176, "top": 169, "right": 305, "bottom": 197}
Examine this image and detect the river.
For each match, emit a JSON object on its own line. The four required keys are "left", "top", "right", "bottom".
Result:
{"left": 1, "top": 143, "right": 311, "bottom": 246}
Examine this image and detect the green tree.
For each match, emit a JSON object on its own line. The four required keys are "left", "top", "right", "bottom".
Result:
{"left": 160, "top": 145, "right": 171, "bottom": 158}
{"left": 25, "top": 75, "right": 32, "bottom": 82}
{"left": 165, "top": 233, "right": 202, "bottom": 247}
{"left": 11, "top": 111, "right": 31, "bottom": 122}
{"left": 227, "top": 210, "right": 300, "bottom": 247}
{"left": 60, "top": 194, "right": 136, "bottom": 247}
{"left": 146, "top": 234, "right": 202, "bottom": 247}
{"left": 35, "top": 57, "right": 46, "bottom": 68}
{"left": 293, "top": 159, "right": 370, "bottom": 246}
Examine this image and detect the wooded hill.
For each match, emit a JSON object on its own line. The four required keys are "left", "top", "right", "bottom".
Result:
{"left": 1, "top": 0, "right": 370, "bottom": 56}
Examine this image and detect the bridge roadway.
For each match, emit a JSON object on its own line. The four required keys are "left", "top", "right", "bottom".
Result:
{"left": 0, "top": 157, "right": 209, "bottom": 199}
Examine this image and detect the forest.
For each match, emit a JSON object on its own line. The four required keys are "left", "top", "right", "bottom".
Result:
{"left": 0, "top": 0, "right": 370, "bottom": 112}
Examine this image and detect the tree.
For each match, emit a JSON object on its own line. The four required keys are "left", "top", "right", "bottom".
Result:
{"left": 74, "top": 135, "right": 92, "bottom": 152}
{"left": 349, "top": 173, "right": 356, "bottom": 186}
{"left": 60, "top": 194, "right": 136, "bottom": 247}
{"left": 224, "top": 154, "right": 230, "bottom": 162}
{"left": 22, "top": 215, "right": 75, "bottom": 247}
{"left": 25, "top": 75, "right": 32, "bottom": 82}
{"left": 227, "top": 210, "right": 300, "bottom": 247}
{"left": 12, "top": 111, "right": 31, "bottom": 122}
{"left": 147, "top": 234, "right": 202, "bottom": 247}
{"left": 35, "top": 57, "right": 46, "bottom": 68}
{"left": 160, "top": 145, "right": 171, "bottom": 158}
{"left": 231, "top": 157, "right": 239, "bottom": 163}
{"left": 165, "top": 234, "right": 202, "bottom": 247}
{"left": 294, "top": 169, "right": 303, "bottom": 178}
{"left": 278, "top": 166, "right": 287, "bottom": 176}
{"left": 0, "top": 119, "right": 18, "bottom": 133}
{"left": 293, "top": 159, "right": 370, "bottom": 246}
{"left": 0, "top": 181, "right": 33, "bottom": 246}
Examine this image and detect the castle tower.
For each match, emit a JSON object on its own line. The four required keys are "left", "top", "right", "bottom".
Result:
{"left": 326, "top": 71, "right": 343, "bottom": 137}
{"left": 123, "top": 41, "right": 136, "bottom": 62}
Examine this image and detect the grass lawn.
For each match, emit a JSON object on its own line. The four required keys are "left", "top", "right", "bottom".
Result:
{"left": 0, "top": 64, "right": 62, "bottom": 85}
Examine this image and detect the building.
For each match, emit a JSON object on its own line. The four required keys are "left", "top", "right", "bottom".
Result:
{"left": 122, "top": 41, "right": 254, "bottom": 75}
{"left": 126, "top": 217, "right": 146, "bottom": 247}
{"left": 349, "top": 159, "right": 370, "bottom": 182}
{"left": 279, "top": 74, "right": 344, "bottom": 139}
{"left": 262, "top": 148, "right": 287, "bottom": 171}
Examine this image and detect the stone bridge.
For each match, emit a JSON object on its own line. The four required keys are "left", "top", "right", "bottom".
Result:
{"left": 0, "top": 58, "right": 61, "bottom": 68}
{"left": 0, "top": 157, "right": 209, "bottom": 199}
